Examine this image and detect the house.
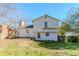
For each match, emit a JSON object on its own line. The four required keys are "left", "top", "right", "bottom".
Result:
{"left": 17, "top": 20, "right": 33, "bottom": 38}
{"left": 32, "top": 15, "right": 60, "bottom": 41}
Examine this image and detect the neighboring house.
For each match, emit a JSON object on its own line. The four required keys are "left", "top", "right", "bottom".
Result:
{"left": 65, "top": 28, "right": 77, "bottom": 36}
{"left": 17, "top": 21, "right": 33, "bottom": 38}
{"left": 0, "top": 15, "right": 60, "bottom": 41}
{"left": 66, "top": 32, "right": 76, "bottom": 36}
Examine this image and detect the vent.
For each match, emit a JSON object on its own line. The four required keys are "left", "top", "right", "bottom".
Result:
{"left": 45, "top": 15, "right": 47, "bottom": 18}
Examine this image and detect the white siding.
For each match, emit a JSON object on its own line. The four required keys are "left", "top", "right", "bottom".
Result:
{"left": 17, "top": 28, "right": 34, "bottom": 38}
{"left": 35, "top": 32, "right": 58, "bottom": 41}
{"left": 18, "top": 29, "right": 29, "bottom": 37}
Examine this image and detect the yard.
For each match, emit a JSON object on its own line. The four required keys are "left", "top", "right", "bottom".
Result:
{"left": 0, "top": 39, "right": 79, "bottom": 56}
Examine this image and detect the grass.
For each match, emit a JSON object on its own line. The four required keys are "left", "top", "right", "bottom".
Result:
{"left": 0, "top": 40, "right": 79, "bottom": 56}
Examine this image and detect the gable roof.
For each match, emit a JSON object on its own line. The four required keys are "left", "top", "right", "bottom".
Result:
{"left": 32, "top": 15, "right": 60, "bottom": 22}
{"left": 26, "top": 25, "right": 33, "bottom": 28}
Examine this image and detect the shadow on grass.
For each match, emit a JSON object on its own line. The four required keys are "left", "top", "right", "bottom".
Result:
{"left": 35, "top": 40, "right": 79, "bottom": 50}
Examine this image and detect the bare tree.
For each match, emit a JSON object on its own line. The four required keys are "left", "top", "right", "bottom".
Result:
{"left": 0, "top": 3, "right": 31, "bottom": 30}
{"left": 0, "top": 3, "right": 17, "bottom": 17}
{"left": 0, "top": 3, "right": 19, "bottom": 29}
{"left": 64, "top": 7, "right": 79, "bottom": 36}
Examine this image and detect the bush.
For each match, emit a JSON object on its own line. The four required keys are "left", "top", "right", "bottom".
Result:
{"left": 65, "top": 36, "right": 68, "bottom": 43}
{"left": 66, "top": 36, "right": 78, "bottom": 42}
{"left": 58, "top": 36, "right": 79, "bottom": 42}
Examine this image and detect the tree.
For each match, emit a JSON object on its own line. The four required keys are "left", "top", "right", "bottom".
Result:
{"left": 0, "top": 4, "right": 17, "bottom": 18}
{"left": 66, "top": 7, "right": 79, "bottom": 32}
{"left": 0, "top": 3, "right": 19, "bottom": 28}
{"left": 59, "top": 21, "right": 71, "bottom": 35}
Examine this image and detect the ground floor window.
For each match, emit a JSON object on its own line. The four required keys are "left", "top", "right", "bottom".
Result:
{"left": 26, "top": 30, "right": 29, "bottom": 33}
{"left": 45, "top": 32, "right": 49, "bottom": 36}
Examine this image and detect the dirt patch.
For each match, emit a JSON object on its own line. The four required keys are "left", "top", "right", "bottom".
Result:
{"left": 0, "top": 38, "right": 32, "bottom": 47}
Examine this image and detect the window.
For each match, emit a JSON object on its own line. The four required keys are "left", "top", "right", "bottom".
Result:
{"left": 38, "top": 33, "right": 40, "bottom": 38}
{"left": 26, "top": 30, "right": 29, "bottom": 33}
{"left": 52, "top": 22, "right": 58, "bottom": 26}
{"left": 46, "top": 33, "right": 49, "bottom": 36}
{"left": 44, "top": 22, "right": 47, "bottom": 27}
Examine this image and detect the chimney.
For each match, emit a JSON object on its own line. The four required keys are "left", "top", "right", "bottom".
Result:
{"left": 19, "top": 20, "right": 26, "bottom": 28}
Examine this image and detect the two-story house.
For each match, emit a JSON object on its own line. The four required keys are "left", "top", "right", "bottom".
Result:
{"left": 32, "top": 15, "right": 60, "bottom": 41}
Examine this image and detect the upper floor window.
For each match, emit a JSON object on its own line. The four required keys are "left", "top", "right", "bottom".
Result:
{"left": 44, "top": 22, "right": 47, "bottom": 27}
{"left": 52, "top": 22, "right": 58, "bottom": 26}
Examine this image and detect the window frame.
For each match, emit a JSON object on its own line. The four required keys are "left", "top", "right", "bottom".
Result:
{"left": 52, "top": 22, "right": 58, "bottom": 26}
{"left": 38, "top": 33, "right": 40, "bottom": 38}
{"left": 44, "top": 21, "right": 48, "bottom": 27}
{"left": 45, "top": 32, "right": 49, "bottom": 36}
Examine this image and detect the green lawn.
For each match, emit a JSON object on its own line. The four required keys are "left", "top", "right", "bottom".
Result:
{"left": 0, "top": 40, "right": 79, "bottom": 56}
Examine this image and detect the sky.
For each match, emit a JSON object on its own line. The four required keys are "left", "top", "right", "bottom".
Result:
{"left": 2, "top": 3, "right": 79, "bottom": 25}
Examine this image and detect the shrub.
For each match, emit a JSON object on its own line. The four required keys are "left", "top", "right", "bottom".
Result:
{"left": 65, "top": 36, "right": 68, "bottom": 43}
{"left": 58, "top": 36, "right": 79, "bottom": 42}
{"left": 66, "top": 36, "right": 78, "bottom": 42}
